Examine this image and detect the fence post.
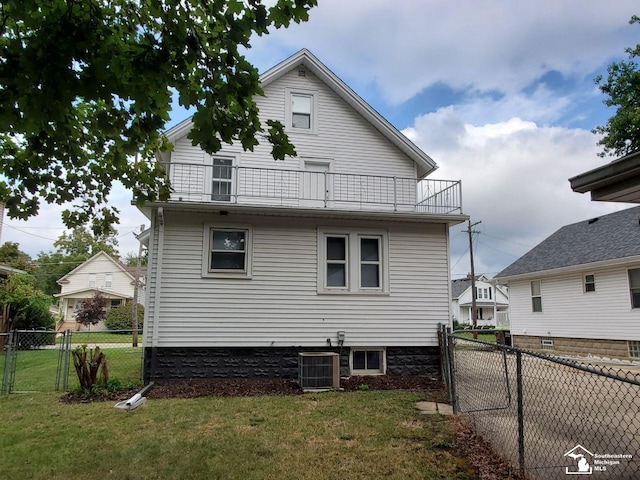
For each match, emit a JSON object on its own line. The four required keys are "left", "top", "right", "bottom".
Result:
{"left": 1, "top": 330, "right": 15, "bottom": 395}
{"left": 55, "top": 330, "right": 64, "bottom": 391}
{"left": 516, "top": 350, "right": 525, "bottom": 478}
{"left": 63, "top": 330, "right": 71, "bottom": 391}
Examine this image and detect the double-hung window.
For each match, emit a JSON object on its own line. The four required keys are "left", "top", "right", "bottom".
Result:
{"left": 326, "top": 236, "right": 348, "bottom": 287}
{"left": 203, "top": 225, "right": 253, "bottom": 278}
{"left": 105, "top": 274, "right": 113, "bottom": 288}
{"left": 291, "top": 94, "right": 312, "bottom": 129}
{"left": 629, "top": 269, "right": 640, "bottom": 308}
{"left": 211, "top": 157, "right": 234, "bottom": 202}
{"left": 584, "top": 274, "right": 595, "bottom": 293}
{"left": 531, "top": 280, "right": 542, "bottom": 312}
{"left": 88, "top": 273, "right": 96, "bottom": 288}
{"left": 319, "top": 229, "right": 388, "bottom": 293}
{"left": 286, "top": 89, "right": 317, "bottom": 134}
{"left": 360, "top": 237, "right": 381, "bottom": 289}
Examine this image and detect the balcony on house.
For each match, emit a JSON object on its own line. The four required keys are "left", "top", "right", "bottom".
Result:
{"left": 164, "top": 162, "right": 463, "bottom": 215}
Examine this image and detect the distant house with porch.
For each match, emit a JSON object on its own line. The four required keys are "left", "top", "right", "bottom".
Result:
{"left": 55, "top": 251, "right": 144, "bottom": 331}
{"left": 493, "top": 206, "right": 640, "bottom": 359}
{"left": 451, "top": 274, "right": 509, "bottom": 328}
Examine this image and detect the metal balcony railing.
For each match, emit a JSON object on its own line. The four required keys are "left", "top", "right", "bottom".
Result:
{"left": 163, "top": 162, "right": 463, "bottom": 215}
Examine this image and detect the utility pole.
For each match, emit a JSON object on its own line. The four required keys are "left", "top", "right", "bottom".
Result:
{"left": 465, "top": 219, "right": 481, "bottom": 338}
{"left": 131, "top": 224, "right": 145, "bottom": 348}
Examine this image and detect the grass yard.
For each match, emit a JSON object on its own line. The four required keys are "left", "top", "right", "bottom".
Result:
{"left": 9, "top": 347, "right": 143, "bottom": 392}
{"left": 0, "top": 390, "right": 478, "bottom": 480}
{"left": 455, "top": 331, "right": 498, "bottom": 343}
{"left": 58, "top": 331, "right": 143, "bottom": 345}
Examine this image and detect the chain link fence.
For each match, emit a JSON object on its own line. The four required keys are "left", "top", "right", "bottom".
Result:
{"left": 439, "top": 324, "right": 640, "bottom": 479}
{"left": 1, "top": 329, "right": 143, "bottom": 394}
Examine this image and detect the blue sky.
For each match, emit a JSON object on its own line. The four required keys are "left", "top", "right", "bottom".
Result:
{"left": 3, "top": 0, "right": 639, "bottom": 278}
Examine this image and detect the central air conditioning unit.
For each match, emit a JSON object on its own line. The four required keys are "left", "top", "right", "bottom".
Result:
{"left": 298, "top": 352, "right": 340, "bottom": 391}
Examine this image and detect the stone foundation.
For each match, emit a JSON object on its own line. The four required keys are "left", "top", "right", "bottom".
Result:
{"left": 513, "top": 335, "right": 634, "bottom": 359}
{"left": 143, "top": 346, "right": 440, "bottom": 382}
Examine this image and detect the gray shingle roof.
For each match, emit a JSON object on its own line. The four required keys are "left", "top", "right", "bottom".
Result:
{"left": 495, "top": 206, "right": 640, "bottom": 278}
{"left": 451, "top": 278, "right": 472, "bottom": 298}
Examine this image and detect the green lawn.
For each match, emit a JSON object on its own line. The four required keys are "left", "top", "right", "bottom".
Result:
{"left": 57, "top": 331, "right": 143, "bottom": 345}
{"left": 0, "top": 390, "right": 478, "bottom": 480}
{"left": 454, "top": 331, "right": 498, "bottom": 343}
{"left": 9, "top": 347, "right": 143, "bottom": 392}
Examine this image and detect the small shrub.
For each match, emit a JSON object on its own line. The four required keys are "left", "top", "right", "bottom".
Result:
{"left": 358, "top": 384, "right": 369, "bottom": 391}
{"left": 105, "top": 303, "right": 144, "bottom": 332}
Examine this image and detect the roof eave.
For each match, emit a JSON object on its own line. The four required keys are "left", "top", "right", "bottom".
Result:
{"left": 493, "top": 254, "right": 640, "bottom": 284}
{"left": 570, "top": 151, "right": 640, "bottom": 203}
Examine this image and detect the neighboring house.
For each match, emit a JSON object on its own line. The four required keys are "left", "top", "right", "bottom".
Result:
{"left": 570, "top": 150, "right": 640, "bottom": 203}
{"left": 138, "top": 49, "right": 467, "bottom": 383}
{"left": 55, "top": 251, "right": 145, "bottom": 332}
{"left": 493, "top": 206, "right": 640, "bottom": 359}
{"left": 0, "top": 264, "right": 26, "bottom": 278}
{"left": 451, "top": 274, "right": 509, "bottom": 328}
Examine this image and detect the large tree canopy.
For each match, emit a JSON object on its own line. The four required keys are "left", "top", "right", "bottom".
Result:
{"left": 0, "top": 0, "right": 316, "bottom": 234}
{"left": 593, "top": 15, "right": 640, "bottom": 158}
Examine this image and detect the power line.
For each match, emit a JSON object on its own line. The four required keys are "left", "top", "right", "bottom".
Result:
{"left": 3, "top": 223, "right": 57, "bottom": 241}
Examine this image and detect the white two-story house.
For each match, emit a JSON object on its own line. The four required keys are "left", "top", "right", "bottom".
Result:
{"left": 451, "top": 275, "right": 509, "bottom": 328}
{"left": 139, "top": 50, "right": 467, "bottom": 384}
{"left": 56, "top": 251, "right": 144, "bottom": 331}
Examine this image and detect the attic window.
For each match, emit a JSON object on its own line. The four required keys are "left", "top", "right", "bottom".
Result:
{"left": 286, "top": 89, "right": 317, "bottom": 134}
{"left": 292, "top": 94, "right": 312, "bottom": 129}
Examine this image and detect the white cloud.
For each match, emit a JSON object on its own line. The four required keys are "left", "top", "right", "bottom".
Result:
{"left": 404, "top": 109, "right": 629, "bottom": 276}
{"left": 253, "top": 0, "right": 639, "bottom": 104}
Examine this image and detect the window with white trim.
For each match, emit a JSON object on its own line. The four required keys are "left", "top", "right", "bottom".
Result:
{"left": 211, "top": 157, "right": 234, "bottom": 202}
{"left": 318, "top": 228, "right": 388, "bottom": 293}
{"left": 105, "top": 274, "right": 113, "bottom": 288}
{"left": 202, "top": 225, "right": 252, "bottom": 278}
{"left": 286, "top": 89, "right": 317, "bottom": 134}
{"left": 88, "top": 273, "right": 96, "bottom": 288}
{"left": 531, "top": 280, "right": 542, "bottom": 312}
{"left": 584, "top": 274, "right": 595, "bottom": 293}
{"left": 629, "top": 268, "right": 640, "bottom": 308}
{"left": 351, "top": 349, "right": 385, "bottom": 375}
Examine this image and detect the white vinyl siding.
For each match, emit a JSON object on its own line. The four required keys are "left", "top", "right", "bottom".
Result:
{"left": 60, "top": 256, "right": 135, "bottom": 296}
{"left": 166, "top": 67, "right": 418, "bottom": 208}
{"left": 507, "top": 265, "right": 640, "bottom": 341}
{"left": 143, "top": 211, "right": 449, "bottom": 348}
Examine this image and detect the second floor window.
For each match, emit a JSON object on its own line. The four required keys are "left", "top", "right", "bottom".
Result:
{"left": 105, "top": 274, "right": 113, "bottom": 288}
{"left": 211, "top": 157, "right": 233, "bottom": 202}
{"left": 88, "top": 273, "right": 96, "bottom": 288}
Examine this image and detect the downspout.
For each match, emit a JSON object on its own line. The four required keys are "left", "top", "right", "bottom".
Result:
{"left": 150, "top": 207, "right": 165, "bottom": 380}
